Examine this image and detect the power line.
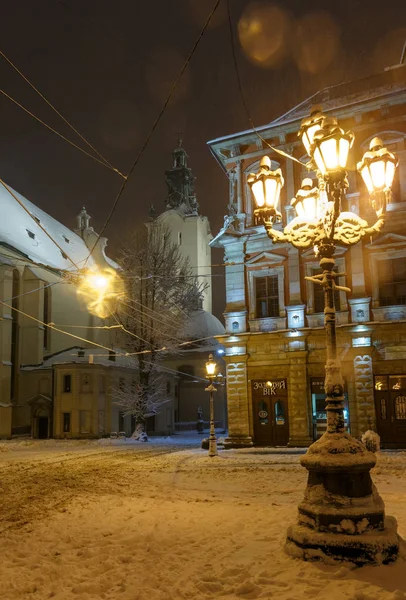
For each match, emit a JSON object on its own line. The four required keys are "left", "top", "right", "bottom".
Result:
{"left": 84, "top": 0, "right": 223, "bottom": 264}
{"left": 0, "top": 299, "right": 213, "bottom": 383}
{"left": 0, "top": 88, "right": 126, "bottom": 177}
{"left": 225, "top": 0, "right": 305, "bottom": 167}
{"left": 0, "top": 48, "right": 126, "bottom": 178}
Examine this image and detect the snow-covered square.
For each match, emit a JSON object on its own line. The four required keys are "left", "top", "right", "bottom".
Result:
{"left": 0, "top": 437, "right": 405, "bottom": 600}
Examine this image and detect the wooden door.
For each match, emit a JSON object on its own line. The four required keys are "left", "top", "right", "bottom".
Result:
{"left": 375, "top": 375, "right": 406, "bottom": 448}
{"left": 252, "top": 380, "right": 289, "bottom": 446}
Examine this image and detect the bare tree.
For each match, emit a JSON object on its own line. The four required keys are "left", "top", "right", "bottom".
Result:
{"left": 112, "top": 222, "right": 206, "bottom": 435}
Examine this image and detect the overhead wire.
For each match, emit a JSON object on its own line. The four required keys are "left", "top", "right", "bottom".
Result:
{"left": 225, "top": 0, "right": 305, "bottom": 167}
{"left": 0, "top": 88, "right": 126, "bottom": 177}
{"left": 84, "top": 0, "right": 223, "bottom": 265}
{"left": 0, "top": 299, "right": 212, "bottom": 383}
{"left": 0, "top": 49, "right": 126, "bottom": 178}
{"left": 0, "top": 178, "right": 81, "bottom": 271}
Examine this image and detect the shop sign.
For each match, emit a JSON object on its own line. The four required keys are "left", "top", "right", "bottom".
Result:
{"left": 252, "top": 379, "right": 287, "bottom": 397}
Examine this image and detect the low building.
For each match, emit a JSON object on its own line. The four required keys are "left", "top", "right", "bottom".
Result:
{"left": 208, "top": 63, "right": 406, "bottom": 448}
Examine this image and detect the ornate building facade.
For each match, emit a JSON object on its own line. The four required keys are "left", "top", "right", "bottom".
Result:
{"left": 208, "top": 63, "right": 406, "bottom": 448}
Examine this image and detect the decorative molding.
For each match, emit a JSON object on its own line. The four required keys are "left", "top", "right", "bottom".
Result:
{"left": 246, "top": 251, "right": 286, "bottom": 266}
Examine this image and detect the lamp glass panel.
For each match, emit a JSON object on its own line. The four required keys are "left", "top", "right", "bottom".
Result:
{"left": 313, "top": 146, "right": 326, "bottom": 174}
{"left": 206, "top": 361, "right": 216, "bottom": 376}
{"left": 321, "top": 138, "right": 339, "bottom": 170}
{"left": 339, "top": 138, "right": 350, "bottom": 169}
{"left": 302, "top": 124, "right": 321, "bottom": 155}
{"left": 252, "top": 179, "right": 265, "bottom": 207}
{"left": 303, "top": 195, "right": 318, "bottom": 220}
{"left": 264, "top": 177, "right": 278, "bottom": 209}
{"left": 370, "top": 160, "right": 386, "bottom": 191}
{"left": 293, "top": 199, "right": 305, "bottom": 218}
{"left": 360, "top": 164, "right": 374, "bottom": 193}
{"left": 385, "top": 160, "right": 396, "bottom": 189}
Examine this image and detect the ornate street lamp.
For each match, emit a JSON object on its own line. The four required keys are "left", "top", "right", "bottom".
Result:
{"left": 249, "top": 113, "right": 399, "bottom": 565}
{"left": 248, "top": 156, "right": 284, "bottom": 225}
{"left": 205, "top": 354, "right": 218, "bottom": 457}
{"left": 357, "top": 137, "right": 398, "bottom": 215}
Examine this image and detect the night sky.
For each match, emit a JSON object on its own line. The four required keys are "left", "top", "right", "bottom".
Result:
{"left": 1, "top": 0, "right": 406, "bottom": 318}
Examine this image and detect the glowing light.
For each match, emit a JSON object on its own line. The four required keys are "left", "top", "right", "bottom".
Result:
{"left": 77, "top": 268, "right": 124, "bottom": 319}
{"left": 205, "top": 354, "right": 217, "bottom": 377}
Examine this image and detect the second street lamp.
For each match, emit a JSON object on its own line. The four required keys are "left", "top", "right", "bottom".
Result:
{"left": 249, "top": 109, "right": 399, "bottom": 565}
{"left": 205, "top": 354, "right": 218, "bottom": 457}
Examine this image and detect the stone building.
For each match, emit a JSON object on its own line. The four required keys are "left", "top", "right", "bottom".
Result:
{"left": 208, "top": 63, "right": 406, "bottom": 448}
{"left": 0, "top": 183, "right": 141, "bottom": 439}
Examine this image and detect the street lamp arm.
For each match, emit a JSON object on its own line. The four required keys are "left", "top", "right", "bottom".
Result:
{"left": 332, "top": 211, "right": 385, "bottom": 247}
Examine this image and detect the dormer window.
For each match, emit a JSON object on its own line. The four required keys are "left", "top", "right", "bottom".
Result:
{"left": 26, "top": 230, "right": 35, "bottom": 239}
{"left": 33, "top": 216, "right": 40, "bottom": 224}
{"left": 63, "top": 235, "right": 70, "bottom": 244}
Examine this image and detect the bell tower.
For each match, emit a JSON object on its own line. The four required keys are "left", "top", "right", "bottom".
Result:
{"left": 165, "top": 138, "right": 199, "bottom": 214}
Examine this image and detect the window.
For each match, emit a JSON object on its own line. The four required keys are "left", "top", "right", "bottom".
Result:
{"left": 256, "top": 276, "right": 279, "bottom": 318}
{"left": 26, "top": 229, "right": 35, "bottom": 239}
{"left": 312, "top": 267, "right": 340, "bottom": 312}
{"left": 378, "top": 258, "right": 406, "bottom": 306}
{"left": 63, "top": 374, "right": 72, "bottom": 393}
{"left": 178, "top": 232, "right": 182, "bottom": 246}
{"left": 79, "top": 410, "right": 91, "bottom": 433}
{"left": 62, "top": 413, "right": 71, "bottom": 433}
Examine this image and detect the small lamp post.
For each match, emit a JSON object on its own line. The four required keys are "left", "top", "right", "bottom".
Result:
{"left": 249, "top": 111, "right": 399, "bottom": 565}
{"left": 205, "top": 354, "right": 218, "bottom": 457}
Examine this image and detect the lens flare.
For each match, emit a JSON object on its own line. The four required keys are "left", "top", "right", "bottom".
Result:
{"left": 238, "top": 3, "right": 290, "bottom": 68}
{"left": 77, "top": 268, "right": 124, "bottom": 319}
{"left": 292, "top": 12, "right": 340, "bottom": 74}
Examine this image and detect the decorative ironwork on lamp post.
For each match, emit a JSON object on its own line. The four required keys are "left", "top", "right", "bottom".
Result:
{"left": 248, "top": 111, "right": 399, "bottom": 565}
{"left": 205, "top": 354, "right": 218, "bottom": 457}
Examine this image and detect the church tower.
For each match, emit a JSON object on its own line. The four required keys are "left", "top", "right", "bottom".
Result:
{"left": 159, "top": 139, "right": 212, "bottom": 314}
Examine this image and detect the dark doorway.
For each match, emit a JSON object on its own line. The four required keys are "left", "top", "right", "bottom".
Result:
{"left": 375, "top": 375, "right": 406, "bottom": 448}
{"left": 38, "top": 417, "right": 48, "bottom": 439}
{"left": 252, "top": 380, "right": 289, "bottom": 446}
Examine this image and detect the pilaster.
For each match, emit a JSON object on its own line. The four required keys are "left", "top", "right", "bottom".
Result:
{"left": 287, "top": 351, "right": 313, "bottom": 447}
{"left": 351, "top": 349, "right": 376, "bottom": 437}
{"left": 223, "top": 353, "right": 253, "bottom": 448}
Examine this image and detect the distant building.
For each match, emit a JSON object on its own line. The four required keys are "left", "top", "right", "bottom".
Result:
{"left": 0, "top": 187, "right": 137, "bottom": 439}
{"left": 208, "top": 64, "right": 406, "bottom": 448}
{"left": 156, "top": 140, "right": 227, "bottom": 433}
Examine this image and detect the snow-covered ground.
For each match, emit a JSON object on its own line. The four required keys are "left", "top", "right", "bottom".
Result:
{"left": 0, "top": 438, "right": 405, "bottom": 600}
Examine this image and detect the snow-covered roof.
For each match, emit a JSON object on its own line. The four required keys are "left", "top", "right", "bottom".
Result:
{"left": 22, "top": 346, "right": 137, "bottom": 370}
{"left": 182, "top": 310, "right": 225, "bottom": 341}
{"left": 0, "top": 182, "right": 97, "bottom": 271}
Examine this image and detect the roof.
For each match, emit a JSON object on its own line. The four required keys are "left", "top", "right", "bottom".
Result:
{"left": 182, "top": 309, "right": 225, "bottom": 341}
{"left": 22, "top": 346, "right": 137, "bottom": 370}
{"left": 208, "top": 64, "right": 406, "bottom": 146}
{"left": 0, "top": 182, "right": 97, "bottom": 271}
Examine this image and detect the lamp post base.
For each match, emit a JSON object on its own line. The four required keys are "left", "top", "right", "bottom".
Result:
{"left": 285, "top": 432, "right": 399, "bottom": 565}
